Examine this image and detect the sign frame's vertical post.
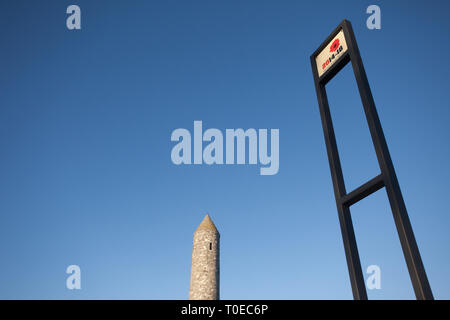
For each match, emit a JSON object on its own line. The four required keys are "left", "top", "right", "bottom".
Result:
{"left": 310, "top": 21, "right": 368, "bottom": 300}
{"left": 310, "top": 19, "right": 433, "bottom": 300}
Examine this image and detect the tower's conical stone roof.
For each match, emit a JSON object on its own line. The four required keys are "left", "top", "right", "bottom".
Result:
{"left": 195, "top": 213, "right": 219, "bottom": 233}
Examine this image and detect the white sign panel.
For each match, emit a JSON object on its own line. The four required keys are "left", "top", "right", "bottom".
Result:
{"left": 315, "top": 29, "right": 348, "bottom": 78}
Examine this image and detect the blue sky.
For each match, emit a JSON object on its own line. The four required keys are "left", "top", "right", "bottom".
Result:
{"left": 0, "top": 0, "right": 449, "bottom": 299}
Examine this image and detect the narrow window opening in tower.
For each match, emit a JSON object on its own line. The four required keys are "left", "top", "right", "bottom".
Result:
{"left": 209, "top": 242, "right": 212, "bottom": 250}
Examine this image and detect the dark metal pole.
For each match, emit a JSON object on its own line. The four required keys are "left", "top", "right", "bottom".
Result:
{"left": 313, "top": 78, "right": 368, "bottom": 300}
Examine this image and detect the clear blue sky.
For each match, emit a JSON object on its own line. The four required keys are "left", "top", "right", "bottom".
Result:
{"left": 0, "top": 0, "right": 449, "bottom": 299}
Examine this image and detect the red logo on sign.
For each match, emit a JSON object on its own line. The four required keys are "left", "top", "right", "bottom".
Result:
{"left": 330, "top": 39, "right": 340, "bottom": 52}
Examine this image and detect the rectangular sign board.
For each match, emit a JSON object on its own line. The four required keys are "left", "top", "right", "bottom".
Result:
{"left": 315, "top": 29, "right": 348, "bottom": 78}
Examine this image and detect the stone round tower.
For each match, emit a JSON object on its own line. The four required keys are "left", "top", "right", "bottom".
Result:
{"left": 189, "top": 214, "right": 220, "bottom": 300}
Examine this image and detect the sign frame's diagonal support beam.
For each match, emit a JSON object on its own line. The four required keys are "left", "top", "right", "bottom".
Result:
{"left": 310, "top": 19, "right": 433, "bottom": 300}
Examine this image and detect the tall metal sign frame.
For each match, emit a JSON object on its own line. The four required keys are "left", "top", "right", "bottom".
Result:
{"left": 310, "top": 19, "right": 433, "bottom": 300}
